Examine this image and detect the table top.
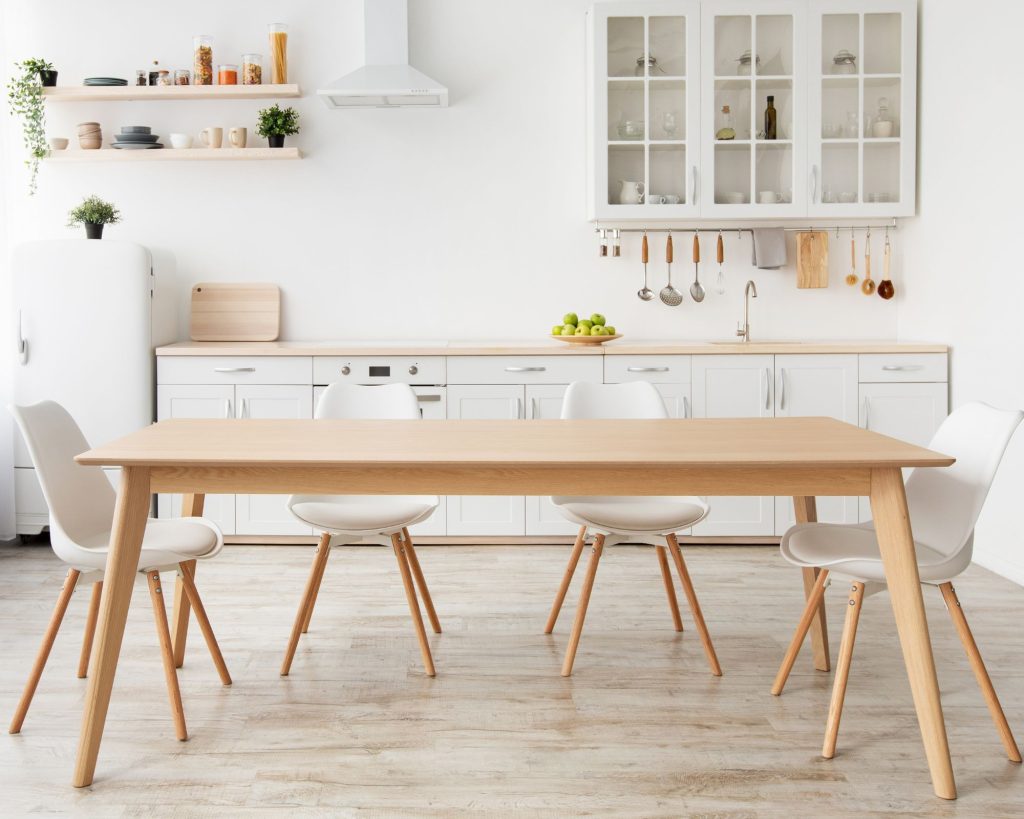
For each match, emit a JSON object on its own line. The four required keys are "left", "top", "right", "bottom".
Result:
{"left": 77, "top": 417, "right": 954, "bottom": 470}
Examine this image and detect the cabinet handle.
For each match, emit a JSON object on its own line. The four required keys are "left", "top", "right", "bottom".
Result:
{"left": 810, "top": 164, "right": 819, "bottom": 204}
{"left": 881, "top": 364, "right": 924, "bottom": 372}
{"left": 531, "top": 397, "right": 538, "bottom": 419}
{"left": 627, "top": 366, "right": 669, "bottom": 373}
{"left": 763, "top": 368, "right": 771, "bottom": 411}
{"left": 416, "top": 394, "right": 441, "bottom": 403}
{"left": 223, "top": 399, "right": 232, "bottom": 418}
{"left": 16, "top": 310, "right": 28, "bottom": 365}
{"left": 689, "top": 165, "right": 698, "bottom": 204}
{"left": 239, "top": 398, "right": 249, "bottom": 419}
{"left": 515, "top": 397, "right": 523, "bottom": 419}
{"left": 683, "top": 395, "right": 690, "bottom": 419}
{"left": 863, "top": 397, "right": 871, "bottom": 430}
{"left": 214, "top": 367, "right": 255, "bottom": 373}
{"left": 778, "top": 369, "right": 786, "bottom": 411}
{"left": 505, "top": 366, "right": 546, "bottom": 373}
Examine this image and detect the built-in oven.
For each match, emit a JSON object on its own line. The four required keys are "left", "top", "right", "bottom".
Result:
{"left": 312, "top": 355, "right": 446, "bottom": 418}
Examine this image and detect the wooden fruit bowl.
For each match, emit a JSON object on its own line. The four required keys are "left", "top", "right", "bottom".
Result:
{"left": 550, "top": 334, "right": 623, "bottom": 345}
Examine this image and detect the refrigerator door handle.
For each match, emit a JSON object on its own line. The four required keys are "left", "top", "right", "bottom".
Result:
{"left": 17, "top": 310, "right": 28, "bottom": 365}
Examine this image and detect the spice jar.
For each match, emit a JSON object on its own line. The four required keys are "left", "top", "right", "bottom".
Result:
{"left": 156, "top": 69, "right": 172, "bottom": 86}
{"left": 242, "top": 53, "right": 263, "bottom": 85}
{"left": 135, "top": 69, "right": 147, "bottom": 86}
{"left": 193, "top": 35, "right": 214, "bottom": 85}
{"left": 175, "top": 69, "right": 191, "bottom": 86}
{"left": 268, "top": 23, "right": 288, "bottom": 83}
{"left": 218, "top": 64, "right": 238, "bottom": 85}
{"left": 148, "top": 61, "right": 161, "bottom": 86}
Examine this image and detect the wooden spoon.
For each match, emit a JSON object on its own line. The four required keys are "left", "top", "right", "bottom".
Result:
{"left": 861, "top": 232, "right": 876, "bottom": 295}
{"left": 845, "top": 232, "right": 858, "bottom": 286}
{"left": 877, "top": 233, "right": 895, "bottom": 299}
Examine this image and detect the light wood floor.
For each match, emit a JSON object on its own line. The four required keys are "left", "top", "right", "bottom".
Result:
{"left": 1, "top": 542, "right": 1022, "bottom": 817}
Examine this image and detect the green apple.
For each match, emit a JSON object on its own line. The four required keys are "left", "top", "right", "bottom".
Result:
{"left": 591, "top": 326, "right": 606, "bottom": 336}
{"left": 575, "top": 324, "right": 591, "bottom": 336}
{"left": 590, "top": 313, "right": 606, "bottom": 326}
{"left": 552, "top": 324, "right": 565, "bottom": 336}
{"left": 578, "top": 319, "right": 594, "bottom": 329}
{"left": 561, "top": 324, "right": 576, "bottom": 336}
{"left": 563, "top": 312, "right": 578, "bottom": 326}
{"left": 603, "top": 325, "right": 616, "bottom": 336}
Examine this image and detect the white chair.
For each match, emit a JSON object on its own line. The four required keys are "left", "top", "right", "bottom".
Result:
{"left": 281, "top": 383, "right": 441, "bottom": 677}
{"left": 773, "top": 402, "right": 1023, "bottom": 763}
{"left": 545, "top": 381, "right": 721, "bottom": 677}
{"left": 8, "top": 401, "right": 230, "bottom": 741}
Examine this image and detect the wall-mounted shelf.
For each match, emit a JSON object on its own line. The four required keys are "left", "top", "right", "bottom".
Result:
{"left": 46, "top": 147, "right": 302, "bottom": 162}
{"left": 43, "top": 84, "right": 301, "bottom": 102}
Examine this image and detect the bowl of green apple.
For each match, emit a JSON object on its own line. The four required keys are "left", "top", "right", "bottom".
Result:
{"left": 551, "top": 313, "right": 621, "bottom": 344}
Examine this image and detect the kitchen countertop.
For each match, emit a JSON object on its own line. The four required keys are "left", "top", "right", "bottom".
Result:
{"left": 156, "top": 340, "right": 949, "bottom": 356}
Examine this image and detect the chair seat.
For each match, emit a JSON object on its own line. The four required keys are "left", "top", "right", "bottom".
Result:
{"left": 73, "top": 517, "right": 222, "bottom": 572}
{"left": 780, "top": 522, "right": 972, "bottom": 585}
{"left": 551, "top": 495, "right": 709, "bottom": 535}
{"left": 288, "top": 494, "right": 439, "bottom": 535}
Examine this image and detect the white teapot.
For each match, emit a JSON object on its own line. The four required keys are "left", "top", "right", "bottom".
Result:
{"left": 618, "top": 180, "right": 645, "bottom": 205}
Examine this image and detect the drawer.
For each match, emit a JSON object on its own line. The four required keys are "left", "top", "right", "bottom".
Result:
{"left": 859, "top": 353, "right": 947, "bottom": 383}
{"left": 313, "top": 356, "right": 445, "bottom": 385}
{"left": 447, "top": 356, "right": 602, "bottom": 385}
{"left": 604, "top": 355, "right": 692, "bottom": 384}
{"left": 158, "top": 356, "right": 312, "bottom": 385}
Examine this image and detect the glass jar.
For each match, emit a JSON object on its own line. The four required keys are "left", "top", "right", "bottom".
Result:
{"left": 218, "top": 64, "right": 238, "bottom": 85}
{"left": 268, "top": 23, "right": 288, "bottom": 83}
{"left": 736, "top": 50, "right": 760, "bottom": 76}
{"left": 832, "top": 50, "right": 857, "bottom": 75}
{"left": 242, "top": 53, "right": 263, "bottom": 85}
{"left": 135, "top": 69, "right": 147, "bottom": 86}
{"left": 174, "top": 69, "right": 191, "bottom": 86}
{"left": 156, "top": 69, "right": 172, "bottom": 86}
{"left": 193, "top": 35, "right": 214, "bottom": 85}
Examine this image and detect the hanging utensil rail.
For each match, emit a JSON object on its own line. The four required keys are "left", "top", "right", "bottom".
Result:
{"left": 593, "top": 218, "right": 898, "bottom": 237}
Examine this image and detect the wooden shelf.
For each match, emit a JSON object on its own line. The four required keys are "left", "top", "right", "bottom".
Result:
{"left": 43, "top": 84, "right": 301, "bottom": 102}
{"left": 46, "top": 147, "right": 302, "bottom": 162}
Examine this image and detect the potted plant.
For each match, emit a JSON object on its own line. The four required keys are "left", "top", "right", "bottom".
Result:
{"left": 256, "top": 103, "right": 299, "bottom": 148}
{"left": 67, "top": 195, "right": 121, "bottom": 239}
{"left": 6, "top": 59, "right": 56, "bottom": 195}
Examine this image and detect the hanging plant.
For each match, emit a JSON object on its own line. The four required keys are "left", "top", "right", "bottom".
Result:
{"left": 6, "top": 58, "right": 54, "bottom": 195}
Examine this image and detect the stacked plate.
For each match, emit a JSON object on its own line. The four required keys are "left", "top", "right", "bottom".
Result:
{"left": 84, "top": 77, "right": 128, "bottom": 86}
{"left": 112, "top": 125, "right": 163, "bottom": 150}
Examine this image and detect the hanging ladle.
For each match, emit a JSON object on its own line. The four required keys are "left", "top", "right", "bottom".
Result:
{"left": 637, "top": 231, "right": 654, "bottom": 301}
{"left": 877, "top": 228, "right": 895, "bottom": 299}
{"left": 689, "top": 229, "right": 705, "bottom": 303}
{"left": 660, "top": 232, "right": 683, "bottom": 306}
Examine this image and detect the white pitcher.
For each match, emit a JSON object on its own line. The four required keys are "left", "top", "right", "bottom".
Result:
{"left": 618, "top": 180, "right": 645, "bottom": 205}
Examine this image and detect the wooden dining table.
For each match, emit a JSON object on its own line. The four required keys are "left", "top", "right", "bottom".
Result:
{"left": 73, "top": 416, "right": 958, "bottom": 798}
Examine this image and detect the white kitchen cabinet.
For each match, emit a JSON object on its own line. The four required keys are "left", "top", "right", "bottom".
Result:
{"left": 807, "top": 0, "right": 917, "bottom": 216}
{"left": 234, "top": 385, "right": 314, "bottom": 536}
{"left": 156, "top": 384, "right": 237, "bottom": 534}
{"left": 446, "top": 385, "right": 526, "bottom": 536}
{"left": 773, "top": 354, "right": 859, "bottom": 532}
{"left": 524, "top": 385, "right": 580, "bottom": 536}
{"left": 691, "top": 354, "right": 774, "bottom": 535}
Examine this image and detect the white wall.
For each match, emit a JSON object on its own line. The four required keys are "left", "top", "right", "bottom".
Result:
{"left": 899, "top": 0, "right": 1024, "bottom": 583}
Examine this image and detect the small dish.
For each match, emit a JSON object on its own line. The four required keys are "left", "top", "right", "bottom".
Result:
{"left": 48, "top": 137, "right": 69, "bottom": 150}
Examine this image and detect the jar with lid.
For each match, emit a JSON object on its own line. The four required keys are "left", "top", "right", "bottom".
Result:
{"left": 242, "top": 53, "right": 263, "bottom": 85}
{"left": 156, "top": 69, "right": 172, "bottom": 86}
{"left": 832, "top": 50, "right": 857, "bottom": 75}
{"left": 135, "top": 69, "right": 147, "bottom": 86}
{"left": 871, "top": 97, "right": 894, "bottom": 137}
{"left": 218, "top": 64, "right": 238, "bottom": 85}
{"left": 268, "top": 23, "right": 288, "bottom": 83}
{"left": 633, "top": 55, "right": 666, "bottom": 77}
{"left": 736, "top": 50, "right": 760, "bottom": 76}
{"left": 174, "top": 69, "right": 191, "bottom": 86}
{"left": 193, "top": 35, "right": 213, "bottom": 85}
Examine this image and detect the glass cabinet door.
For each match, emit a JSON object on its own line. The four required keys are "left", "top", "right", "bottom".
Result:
{"left": 700, "top": 1, "right": 806, "bottom": 217}
{"left": 589, "top": 1, "right": 700, "bottom": 220}
{"left": 808, "top": 0, "right": 917, "bottom": 216}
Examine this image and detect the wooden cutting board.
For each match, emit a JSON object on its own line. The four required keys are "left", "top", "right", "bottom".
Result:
{"left": 796, "top": 231, "right": 829, "bottom": 289}
{"left": 190, "top": 283, "right": 280, "bottom": 341}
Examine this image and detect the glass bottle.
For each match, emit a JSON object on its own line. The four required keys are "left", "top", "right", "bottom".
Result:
{"left": 242, "top": 53, "right": 263, "bottom": 85}
{"left": 764, "top": 96, "right": 777, "bottom": 140}
{"left": 268, "top": 23, "right": 288, "bottom": 84}
{"left": 193, "top": 35, "right": 214, "bottom": 85}
{"left": 872, "top": 97, "right": 893, "bottom": 137}
{"left": 715, "top": 105, "right": 735, "bottom": 140}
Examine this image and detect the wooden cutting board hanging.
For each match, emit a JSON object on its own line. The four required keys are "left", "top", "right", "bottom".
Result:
{"left": 796, "top": 231, "right": 829, "bottom": 289}
{"left": 190, "top": 283, "right": 281, "bottom": 341}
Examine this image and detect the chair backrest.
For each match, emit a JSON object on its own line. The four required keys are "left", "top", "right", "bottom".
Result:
{"left": 560, "top": 381, "right": 669, "bottom": 420}
{"left": 904, "top": 401, "right": 1022, "bottom": 558}
{"left": 9, "top": 401, "right": 117, "bottom": 563}
{"left": 315, "top": 382, "right": 421, "bottom": 420}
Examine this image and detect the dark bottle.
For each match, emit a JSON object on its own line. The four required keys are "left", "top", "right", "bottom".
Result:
{"left": 764, "top": 95, "right": 777, "bottom": 140}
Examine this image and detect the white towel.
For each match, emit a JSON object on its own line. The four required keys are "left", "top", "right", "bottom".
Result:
{"left": 751, "top": 228, "right": 787, "bottom": 269}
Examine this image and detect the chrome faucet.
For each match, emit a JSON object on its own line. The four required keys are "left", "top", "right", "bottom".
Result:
{"left": 736, "top": 280, "right": 758, "bottom": 342}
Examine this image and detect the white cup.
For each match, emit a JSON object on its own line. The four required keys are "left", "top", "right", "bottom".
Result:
{"left": 758, "top": 190, "right": 782, "bottom": 204}
{"left": 661, "top": 194, "right": 681, "bottom": 205}
{"left": 169, "top": 133, "right": 193, "bottom": 149}
{"left": 199, "top": 127, "right": 223, "bottom": 148}
{"left": 647, "top": 194, "right": 666, "bottom": 205}
{"left": 229, "top": 127, "right": 247, "bottom": 148}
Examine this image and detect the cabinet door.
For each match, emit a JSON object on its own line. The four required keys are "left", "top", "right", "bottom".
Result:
{"left": 691, "top": 355, "right": 774, "bottom": 535}
{"left": 588, "top": 1, "right": 701, "bottom": 220}
{"left": 773, "top": 354, "right": 859, "bottom": 532}
{"left": 807, "top": 0, "right": 917, "bottom": 216}
{"left": 234, "top": 385, "right": 314, "bottom": 536}
{"left": 700, "top": 0, "right": 807, "bottom": 218}
{"left": 446, "top": 385, "right": 526, "bottom": 536}
{"left": 858, "top": 381, "right": 948, "bottom": 520}
{"left": 524, "top": 385, "right": 580, "bottom": 536}
{"left": 156, "top": 384, "right": 236, "bottom": 534}
{"left": 654, "top": 382, "right": 692, "bottom": 419}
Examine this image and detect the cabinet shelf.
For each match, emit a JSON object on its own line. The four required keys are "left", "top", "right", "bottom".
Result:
{"left": 42, "top": 84, "right": 301, "bottom": 102}
{"left": 45, "top": 147, "right": 302, "bottom": 162}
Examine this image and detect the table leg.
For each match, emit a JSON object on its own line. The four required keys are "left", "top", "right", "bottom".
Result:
{"left": 793, "top": 496, "right": 830, "bottom": 672}
{"left": 870, "top": 467, "right": 956, "bottom": 800}
{"left": 72, "top": 466, "right": 151, "bottom": 788}
{"left": 171, "top": 494, "right": 204, "bottom": 668}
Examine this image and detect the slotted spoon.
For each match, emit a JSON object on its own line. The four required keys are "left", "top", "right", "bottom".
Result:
{"left": 660, "top": 232, "right": 683, "bottom": 306}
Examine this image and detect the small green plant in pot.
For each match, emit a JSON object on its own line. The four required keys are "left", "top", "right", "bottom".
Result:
{"left": 67, "top": 195, "right": 121, "bottom": 239}
{"left": 256, "top": 104, "right": 299, "bottom": 148}
{"left": 6, "top": 59, "right": 56, "bottom": 195}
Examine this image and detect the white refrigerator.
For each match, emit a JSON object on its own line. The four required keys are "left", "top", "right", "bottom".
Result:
{"left": 12, "top": 240, "right": 173, "bottom": 535}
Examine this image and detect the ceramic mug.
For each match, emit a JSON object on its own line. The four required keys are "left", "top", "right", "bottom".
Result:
{"left": 200, "top": 127, "right": 223, "bottom": 148}
{"left": 647, "top": 194, "right": 666, "bottom": 205}
{"left": 169, "top": 133, "right": 193, "bottom": 149}
{"left": 229, "top": 127, "right": 247, "bottom": 148}
{"left": 758, "top": 190, "right": 783, "bottom": 204}
{"left": 661, "top": 194, "right": 681, "bottom": 205}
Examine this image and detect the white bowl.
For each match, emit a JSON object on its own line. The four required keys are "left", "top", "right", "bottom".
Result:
{"left": 169, "top": 133, "right": 193, "bottom": 149}
{"left": 49, "top": 137, "right": 69, "bottom": 150}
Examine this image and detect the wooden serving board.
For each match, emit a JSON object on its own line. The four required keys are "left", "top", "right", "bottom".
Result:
{"left": 190, "top": 283, "right": 280, "bottom": 341}
{"left": 796, "top": 231, "right": 829, "bottom": 289}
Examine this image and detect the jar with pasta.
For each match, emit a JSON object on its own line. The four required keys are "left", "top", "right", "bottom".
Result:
{"left": 268, "top": 23, "right": 288, "bottom": 83}
{"left": 242, "top": 53, "right": 262, "bottom": 85}
{"left": 193, "top": 35, "right": 213, "bottom": 85}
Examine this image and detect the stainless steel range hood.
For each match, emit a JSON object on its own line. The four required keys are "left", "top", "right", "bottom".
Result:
{"left": 318, "top": 0, "right": 448, "bottom": 109}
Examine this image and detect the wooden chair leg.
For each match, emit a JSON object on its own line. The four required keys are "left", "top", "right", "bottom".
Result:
{"left": 940, "top": 582, "right": 1022, "bottom": 763}
{"left": 545, "top": 526, "right": 587, "bottom": 634}
{"left": 281, "top": 533, "right": 332, "bottom": 676}
{"left": 391, "top": 534, "right": 436, "bottom": 677}
{"left": 300, "top": 537, "right": 331, "bottom": 634}
{"left": 176, "top": 564, "right": 231, "bottom": 686}
{"left": 823, "top": 581, "right": 865, "bottom": 759}
{"left": 171, "top": 560, "right": 196, "bottom": 669}
{"left": 656, "top": 545, "right": 684, "bottom": 632}
{"left": 561, "top": 534, "right": 605, "bottom": 677}
{"left": 772, "top": 568, "right": 830, "bottom": 695}
{"left": 402, "top": 528, "right": 441, "bottom": 634}
{"left": 146, "top": 571, "right": 187, "bottom": 741}
{"left": 9, "top": 569, "right": 81, "bottom": 734}
{"left": 666, "top": 535, "right": 722, "bottom": 676}
{"left": 77, "top": 581, "right": 103, "bottom": 679}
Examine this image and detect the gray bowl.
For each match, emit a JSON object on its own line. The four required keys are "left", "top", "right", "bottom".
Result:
{"left": 120, "top": 125, "right": 152, "bottom": 134}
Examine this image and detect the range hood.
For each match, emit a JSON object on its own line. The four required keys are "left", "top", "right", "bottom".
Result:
{"left": 318, "top": 0, "right": 448, "bottom": 108}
